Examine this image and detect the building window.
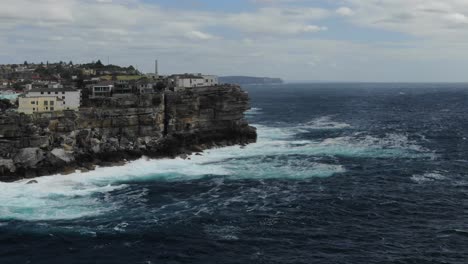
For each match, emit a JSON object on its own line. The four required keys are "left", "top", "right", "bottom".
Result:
{"left": 45, "top": 107, "right": 48, "bottom": 110}
{"left": 31, "top": 101, "right": 35, "bottom": 105}
{"left": 50, "top": 107, "right": 54, "bottom": 111}
{"left": 50, "top": 101, "right": 54, "bottom": 106}
{"left": 48, "top": 92, "right": 51, "bottom": 94}
{"left": 41, "top": 92, "right": 44, "bottom": 95}
{"left": 62, "top": 96, "right": 65, "bottom": 99}
{"left": 33, "top": 108, "right": 35, "bottom": 111}
{"left": 55, "top": 92, "right": 58, "bottom": 94}
{"left": 44, "top": 101, "right": 48, "bottom": 106}
{"left": 62, "top": 92, "right": 65, "bottom": 94}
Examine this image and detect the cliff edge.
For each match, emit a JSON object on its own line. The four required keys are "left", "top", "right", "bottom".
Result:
{"left": 0, "top": 85, "right": 257, "bottom": 182}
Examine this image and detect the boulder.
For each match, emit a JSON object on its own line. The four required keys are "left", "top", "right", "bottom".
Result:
{"left": 51, "top": 148, "right": 75, "bottom": 163}
{"left": 13, "top": 148, "right": 45, "bottom": 168}
{"left": 0, "top": 159, "right": 16, "bottom": 173}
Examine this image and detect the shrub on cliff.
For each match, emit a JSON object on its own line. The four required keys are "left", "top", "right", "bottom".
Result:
{"left": 0, "top": 99, "right": 13, "bottom": 111}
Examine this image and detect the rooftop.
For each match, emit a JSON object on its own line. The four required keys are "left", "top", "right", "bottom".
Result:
{"left": 29, "top": 88, "right": 80, "bottom": 93}
{"left": 171, "top": 74, "right": 204, "bottom": 79}
{"left": 93, "top": 81, "right": 115, "bottom": 86}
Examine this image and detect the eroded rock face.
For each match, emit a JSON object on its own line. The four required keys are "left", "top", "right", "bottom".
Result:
{"left": 13, "top": 148, "right": 45, "bottom": 168}
{"left": 0, "top": 85, "right": 257, "bottom": 181}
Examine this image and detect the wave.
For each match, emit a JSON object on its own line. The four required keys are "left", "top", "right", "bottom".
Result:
{"left": 411, "top": 172, "right": 447, "bottom": 184}
{"left": 302, "top": 116, "right": 351, "bottom": 130}
{"left": 0, "top": 116, "right": 432, "bottom": 221}
{"left": 245, "top": 107, "right": 263, "bottom": 116}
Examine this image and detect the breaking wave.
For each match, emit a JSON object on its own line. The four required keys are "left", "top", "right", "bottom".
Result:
{"left": 411, "top": 172, "right": 447, "bottom": 184}
{"left": 302, "top": 116, "right": 351, "bottom": 130}
{"left": 0, "top": 116, "right": 431, "bottom": 221}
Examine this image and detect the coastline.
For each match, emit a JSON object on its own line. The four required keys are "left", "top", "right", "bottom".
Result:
{"left": 6, "top": 130, "right": 256, "bottom": 183}
{"left": 0, "top": 85, "right": 257, "bottom": 182}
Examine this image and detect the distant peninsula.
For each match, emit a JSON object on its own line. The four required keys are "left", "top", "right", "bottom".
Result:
{"left": 219, "top": 76, "right": 284, "bottom": 85}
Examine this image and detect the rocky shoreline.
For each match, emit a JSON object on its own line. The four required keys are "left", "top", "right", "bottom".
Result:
{"left": 0, "top": 85, "right": 257, "bottom": 182}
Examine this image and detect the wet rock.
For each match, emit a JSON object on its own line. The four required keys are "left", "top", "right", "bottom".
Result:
{"left": 26, "top": 180, "right": 38, "bottom": 184}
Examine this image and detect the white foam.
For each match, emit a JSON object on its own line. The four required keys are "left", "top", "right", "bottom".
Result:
{"left": 0, "top": 116, "right": 430, "bottom": 221}
{"left": 245, "top": 108, "right": 263, "bottom": 115}
{"left": 411, "top": 172, "right": 447, "bottom": 184}
{"left": 302, "top": 116, "right": 351, "bottom": 130}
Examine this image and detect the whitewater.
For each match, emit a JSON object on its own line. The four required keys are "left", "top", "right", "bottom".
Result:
{"left": 0, "top": 112, "right": 429, "bottom": 222}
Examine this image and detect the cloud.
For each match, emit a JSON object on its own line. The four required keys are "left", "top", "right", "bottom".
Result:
{"left": 185, "top": 30, "right": 216, "bottom": 40}
{"left": 345, "top": 0, "right": 468, "bottom": 38}
{"left": 2, "top": 0, "right": 468, "bottom": 81}
{"left": 225, "top": 7, "right": 329, "bottom": 35}
{"left": 336, "top": 7, "right": 354, "bottom": 16}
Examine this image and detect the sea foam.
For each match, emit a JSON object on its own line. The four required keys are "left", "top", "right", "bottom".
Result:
{"left": 0, "top": 116, "right": 430, "bottom": 221}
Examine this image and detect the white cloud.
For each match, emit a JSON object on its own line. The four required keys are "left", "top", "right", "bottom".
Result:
{"left": 185, "top": 30, "right": 216, "bottom": 40}
{"left": 345, "top": 0, "right": 468, "bottom": 38}
{"left": 302, "top": 25, "right": 327, "bottom": 32}
{"left": 444, "top": 13, "right": 468, "bottom": 24}
{"left": 336, "top": 7, "right": 354, "bottom": 16}
{"left": 225, "top": 7, "right": 329, "bottom": 35}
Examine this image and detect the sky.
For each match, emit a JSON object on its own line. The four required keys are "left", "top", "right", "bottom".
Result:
{"left": 2, "top": 0, "right": 468, "bottom": 82}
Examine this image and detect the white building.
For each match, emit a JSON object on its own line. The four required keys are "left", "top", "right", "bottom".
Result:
{"left": 202, "top": 75, "right": 218, "bottom": 86}
{"left": 170, "top": 74, "right": 219, "bottom": 90}
{"left": 47, "top": 83, "right": 63, "bottom": 89}
{"left": 25, "top": 88, "right": 81, "bottom": 111}
{"left": 91, "top": 82, "right": 114, "bottom": 97}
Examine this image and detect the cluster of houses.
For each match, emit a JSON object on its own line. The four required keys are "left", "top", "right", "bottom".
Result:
{"left": 12, "top": 73, "right": 219, "bottom": 114}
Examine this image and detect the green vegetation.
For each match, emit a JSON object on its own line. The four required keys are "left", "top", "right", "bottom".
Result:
{"left": 100, "top": 75, "right": 143, "bottom": 81}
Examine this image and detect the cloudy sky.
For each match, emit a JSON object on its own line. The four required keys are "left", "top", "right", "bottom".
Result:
{"left": 2, "top": 0, "right": 468, "bottom": 81}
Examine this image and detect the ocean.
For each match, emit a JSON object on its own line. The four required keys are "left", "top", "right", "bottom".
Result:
{"left": 0, "top": 83, "right": 467, "bottom": 263}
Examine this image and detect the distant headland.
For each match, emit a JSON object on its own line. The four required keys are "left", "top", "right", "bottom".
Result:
{"left": 219, "top": 76, "right": 284, "bottom": 85}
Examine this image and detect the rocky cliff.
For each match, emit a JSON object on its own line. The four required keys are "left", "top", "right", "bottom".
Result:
{"left": 0, "top": 85, "right": 256, "bottom": 182}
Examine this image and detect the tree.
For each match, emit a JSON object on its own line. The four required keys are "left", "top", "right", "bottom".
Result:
{"left": 69, "top": 61, "right": 73, "bottom": 66}
{"left": 24, "top": 61, "right": 28, "bottom": 66}
{"left": 95, "top": 60, "right": 104, "bottom": 68}
{"left": 61, "top": 71, "right": 72, "bottom": 80}
{"left": 0, "top": 99, "right": 14, "bottom": 111}
{"left": 12, "top": 82, "right": 22, "bottom": 90}
{"left": 155, "top": 81, "right": 166, "bottom": 91}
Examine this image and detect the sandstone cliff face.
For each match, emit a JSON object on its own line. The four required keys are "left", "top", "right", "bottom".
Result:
{"left": 0, "top": 85, "right": 256, "bottom": 181}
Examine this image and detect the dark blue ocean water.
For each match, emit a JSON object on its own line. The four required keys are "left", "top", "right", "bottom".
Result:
{"left": 0, "top": 83, "right": 467, "bottom": 264}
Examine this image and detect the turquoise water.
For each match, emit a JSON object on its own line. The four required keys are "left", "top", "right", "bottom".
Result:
{"left": 0, "top": 93, "right": 19, "bottom": 101}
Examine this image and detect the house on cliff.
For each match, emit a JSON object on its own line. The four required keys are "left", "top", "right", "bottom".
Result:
{"left": 168, "top": 74, "right": 219, "bottom": 91}
{"left": 90, "top": 81, "right": 114, "bottom": 98}
{"left": 113, "top": 80, "right": 134, "bottom": 95}
{"left": 136, "top": 78, "right": 158, "bottom": 94}
{"left": 18, "top": 88, "right": 81, "bottom": 114}
{"left": 18, "top": 96, "right": 65, "bottom": 114}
